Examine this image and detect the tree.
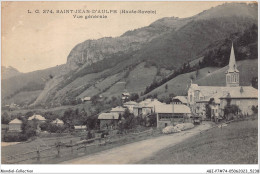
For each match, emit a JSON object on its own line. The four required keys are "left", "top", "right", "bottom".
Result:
{"left": 196, "top": 69, "right": 200, "bottom": 78}
{"left": 1, "top": 112, "right": 11, "bottom": 124}
{"left": 224, "top": 105, "right": 241, "bottom": 120}
{"left": 61, "top": 109, "right": 75, "bottom": 130}
{"left": 86, "top": 117, "right": 98, "bottom": 130}
{"left": 165, "top": 84, "right": 168, "bottom": 92}
{"left": 205, "top": 104, "right": 211, "bottom": 119}
{"left": 122, "top": 108, "right": 136, "bottom": 129}
{"left": 39, "top": 122, "right": 49, "bottom": 132}
{"left": 251, "top": 77, "right": 258, "bottom": 89}
{"left": 148, "top": 113, "right": 157, "bottom": 127}
{"left": 130, "top": 93, "right": 139, "bottom": 101}
{"left": 91, "top": 95, "right": 99, "bottom": 105}
{"left": 251, "top": 105, "right": 258, "bottom": 114}
{"left": 21, "top": 120, "right": 37, "bottom": 139}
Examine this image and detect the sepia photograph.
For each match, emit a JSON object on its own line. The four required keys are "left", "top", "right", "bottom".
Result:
{"left": 1, "top": 1, "right": 259, "bottom": 173}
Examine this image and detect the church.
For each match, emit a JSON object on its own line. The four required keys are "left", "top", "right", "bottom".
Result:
{"left": 187, "top": 43, "right": 258, "bottom": 120}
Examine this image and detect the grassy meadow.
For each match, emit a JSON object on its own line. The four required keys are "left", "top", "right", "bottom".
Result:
{"left": 140, "top": 116, "right": 258, "bottom": 164}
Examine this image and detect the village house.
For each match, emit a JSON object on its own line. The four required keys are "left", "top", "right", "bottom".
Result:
{"left": 81, "top": 96, "right": 91, "bottom": 102}
{"left": 133, "top": 99, "right": 164, "bottom": 117}
{"left": 156, "top": 104, "right": 191, "bottom": 128}
{"left": 8, "top": 118, "right": 23, "bottom": 132}
{"left": 123, "top": 101, "right": 137, "bottom": 113}
{"left": 74, "top": 125, "right": 87, "bottom": 132}
{"left": 110, "top": 106, "right": 126, "bottom": 115}
{"left": 28, "top": 114, "right": 46, "bottom": 123}
{"left": 133, "top": 104, "right": 153, "bottom": 117}
{"left": 187, "top": 43, "right": 258, "bottom": 120}
{"left": 122, "top": 91, "right": 130, "bottom": 101}
{"left": 98, "top": 112, "right": 120, "bottom": 130}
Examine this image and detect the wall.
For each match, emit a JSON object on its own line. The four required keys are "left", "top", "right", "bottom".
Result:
{"left": 220, "top": 98, "right": 258, "bottom": 115}
{"left": 9, "top": 123, "right": 22, "bottom": 132}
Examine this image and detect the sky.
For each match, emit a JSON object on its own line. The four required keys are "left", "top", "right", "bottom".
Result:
{"left": 2, "top": 1, "right": 227, "bottom": 73}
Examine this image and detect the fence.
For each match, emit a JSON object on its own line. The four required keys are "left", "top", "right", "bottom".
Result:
{"left": 2, "top": 128, "right": 155, "bottom": 164}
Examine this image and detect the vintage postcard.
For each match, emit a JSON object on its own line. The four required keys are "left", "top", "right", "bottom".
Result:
{"left": 1, "top": 1, "right": 259, "bottom": 173}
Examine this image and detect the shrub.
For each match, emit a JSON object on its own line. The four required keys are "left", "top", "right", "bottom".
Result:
{"left": 1, "top": 112, "right": 11, "bottom": 124}
{"left": 251, "top": 105, "right": 258, "bottom": 114}
{"left": 3, "top": 132, "right": 28, "bottom": 142}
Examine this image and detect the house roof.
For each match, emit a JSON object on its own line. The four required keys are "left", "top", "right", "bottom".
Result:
{"left": 9, "top": 118, "right": 23, "bottom": 124}
{"left": 124, "top": 101, "right": 137, "bottom": 105}
{"left": 156, "top": 104, "right": 174, "bottom": 114}
{"left": 28, "top": 114, "right": 46, "bottom": 121}
{"left": 122, "top": 92, "right": 130, "bottom": 96}
{"left": 98, "top": 113, "right": 120, "bottom": 120}
{"left": 52, "top": 118, "right": 64, "bottom": 124}
{"left": 75, "top": 125, "right": 87, "bottom": 129}
{"left": 111, "top": 106, "right": 126, "bottom": 112}
{"left": 83, "top": 97, "right": 91, "bottom": 101}
{"left": 156, "top": 104, "right": 191, "bottom": 114}
{"left": 173, "top": 96, "right": 188, "bottom": 104}
{"left": 174, "top": 104, "right": 191, "bottom": 114}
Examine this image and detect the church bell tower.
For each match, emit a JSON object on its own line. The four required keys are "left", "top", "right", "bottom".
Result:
{"left": 226, "top": 42, "right": 239, "bottom": 87}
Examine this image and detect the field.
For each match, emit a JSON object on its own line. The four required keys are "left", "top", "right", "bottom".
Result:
{"left": 1, "top": 127, "right": 161, "bottom": 164}
{"left": 140, "top": 116, "right": 258, "bottom": 164}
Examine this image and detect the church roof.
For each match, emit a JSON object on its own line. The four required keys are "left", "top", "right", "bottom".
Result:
{"left": 226, "top": 43, "right": 239, "bottom": 73}
{"left": 220, "top": 86, "right": 258, "bottom": 99}
{"left": 195, "top": 86, "right": 258, "bottom": 101}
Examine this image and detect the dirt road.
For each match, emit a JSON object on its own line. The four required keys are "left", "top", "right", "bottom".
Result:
{"left": 61, "top": 122, "right": 213, "bottom": 164}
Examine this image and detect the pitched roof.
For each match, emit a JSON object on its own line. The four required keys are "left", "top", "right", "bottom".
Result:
{"left": 83, "top": 97, "right": 91, "bottom": 101}
{"left": 156, "top": 104, "right": 174, "bottom": 114}
{"left": 28, "top": 114, "right": 46, "bottom": 121}
{"left": 173, "top": 96, "right": 188, "bottom": 104}
{"left": 220, "top": 86, "right": 258, "bottom": 99}
{"left": 227, "top": 43, "right": 239, "bottom": 73}
{"left": 98, "top": 113, "right": 120, "bottom": 120}
{"left": 9, "top": 118, "right": 22, "bottom": 124}
{"left": 111, "top": 106, "right": 126, "bottom": 112}
{"left": 52, "top": 118, "right": 64, "bottom": 125}
{"left": 122, "top": 92, "right": 130, "bottom": 96}
{"left": 174, "top": 104, "right": 191, "bottom": 114}
{"left": 124, "top": 101, "right": 137, "bottom": 105}
{"left": 156, "top": 104, "right": 191, "bottom": 114}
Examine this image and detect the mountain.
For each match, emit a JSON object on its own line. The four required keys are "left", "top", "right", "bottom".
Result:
{"left": 1, "top": 65, "right": 68, "bottom": 106}
{"left": 1, "top": 66, "right": 22, "bottom": 80}
{"left": 2, "top": 2, "right": 258, "bottom": 107}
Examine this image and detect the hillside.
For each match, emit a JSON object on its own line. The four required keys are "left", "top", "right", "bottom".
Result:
{"left": 145, "top": 59, "right": 258, "bottom": 98}
{"left": 2, "top": 2, "right": 258, "bottom": 107}
{"left": 140, "top": 116, "right": 258, "bottom": 164}
{"left": 1, "top": 64, "right": 68, "bottom": 105}
{"left": 1, "top": 66, "right": 21, "bottom": 80}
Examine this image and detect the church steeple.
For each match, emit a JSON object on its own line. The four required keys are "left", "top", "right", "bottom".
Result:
{"left": 226, "top": 42, "right": 239, "bottom": 87}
